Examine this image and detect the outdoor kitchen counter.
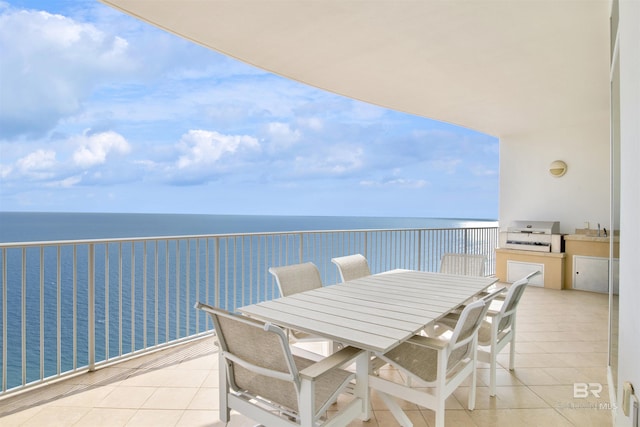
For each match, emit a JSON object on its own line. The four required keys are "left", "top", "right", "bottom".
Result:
{"left": 563, "top": 234, "right": 619, "bottom": 290}
{"left": 563, "top": 234, "right": 620, "bottom": 243}
{"left": 495, "top": 248, "right": 565, "bottom": 290}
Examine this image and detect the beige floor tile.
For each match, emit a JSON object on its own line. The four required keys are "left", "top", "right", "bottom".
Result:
{"left": 557, "top": 406, "right": 615, "bottom": 426}
{"left": 469, "top": 408, "right": 574, "bottom": 427}
{"left": 120, "top": 367, "right": 207, "bottom": 388}
{"left": 476, "top": 367, "right": 525, "bottom": 388}
{"left": 554, "top": 351, "right": 608, "bottom": 367}
{"left": 125, "top": 409, "right": 184, "bottom": 427}
{"left": 48, "top": 385, "right": 117, "bottom": 407}
{"left": 535, "top": 340, "right": 607, "bottom": 354}
{"left": 497, "top": 352, "right": 570, "bottom": 369}
{"left": 96, "top": 386, "right": 155, "bottom": 408}
{"left": 176, "top": 409, "right": 221, "bottom": 427}
{"left": 142, "top": 387, "right": 199, "bottom": 410}
{"left": 529, "top": 384, "right": 610, "bottom": 409}
{"left": 510, "top": 368, "right": 561, "bottom": 386}
{"left": 188, "top": 387, "right": 219, "bottom": 410}
{"left": 201, "top": 367, "right": 219, "bottom": 385}
{"left": 65, "top": 367, "right": 132, "bottom": 386}
{"left": 20, "top": 405, "right": 90, "bottom": 427}
{"left": 542, "top": 367, "right": 601, "bottom": 385}
{"left": 421, "top": 408, "right": 477, "bottom": 427}
{"left": 75, "top": 407, "right": 136, "bottom": 427}
{"left": 456, "top": 385, "right": 549, "bottom": 410}
{"left": 372, "top": 409, "right": 429, "bottom": 427}
{"left": 0, "top": 405, "right": 44, "bottom": 426}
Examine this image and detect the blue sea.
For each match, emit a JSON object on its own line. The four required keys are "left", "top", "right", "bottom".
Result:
{"left": 0, "top": 212, "right": 497, "bottom": 243}
{"left": 0, "top": 212, "right": 496, "bottom": 391}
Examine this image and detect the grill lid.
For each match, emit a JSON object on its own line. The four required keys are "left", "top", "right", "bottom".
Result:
{"left": 507, "top": 221, "right": 560, "bottom": 235}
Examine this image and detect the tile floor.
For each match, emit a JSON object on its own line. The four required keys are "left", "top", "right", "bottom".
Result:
{"left": 0, "top": 285, "right": 614, "bottom": 426}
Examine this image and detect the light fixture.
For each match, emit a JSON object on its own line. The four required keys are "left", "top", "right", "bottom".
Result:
{"left": 549, "top": 160, "right": 567, "bottom": 177}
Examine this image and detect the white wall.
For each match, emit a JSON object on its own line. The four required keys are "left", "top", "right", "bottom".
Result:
{"left": 499, "top": 120, "right": 610, "bottom": 234}
{"left": 616, "top": 0, "right": 640, "bottom": 425}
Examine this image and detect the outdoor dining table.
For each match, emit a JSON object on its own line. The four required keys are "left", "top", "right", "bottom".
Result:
{"left": 238, "top": 269, "right": 498, "bottom": 422}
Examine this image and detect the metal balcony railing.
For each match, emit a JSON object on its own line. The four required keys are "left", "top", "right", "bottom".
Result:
{"left": 0, "top": 226, "right": 498, "bottom": 397}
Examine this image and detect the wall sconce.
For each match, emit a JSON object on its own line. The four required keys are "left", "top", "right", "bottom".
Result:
{"left": 549, "top": 160, "right": 567, "bottom": 177}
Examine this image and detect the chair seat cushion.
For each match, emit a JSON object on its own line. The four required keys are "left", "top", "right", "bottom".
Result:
{"left": 234, "top": 354, "right": 353, "bottom": 415}
{"left": 383, "top": 341, "right": 439, "bottom": 383}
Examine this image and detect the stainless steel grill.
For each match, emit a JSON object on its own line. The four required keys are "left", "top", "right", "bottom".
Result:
{"left": 500, "top": 221, "right": 562, "bottom": 253}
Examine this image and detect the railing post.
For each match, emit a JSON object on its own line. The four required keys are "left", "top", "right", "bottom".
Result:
{"left": 418, "top": 230, "right": 423, "bottom": 270}
{"left": 299, "top": 233, "right": 303, "bottom": 263}
{"left": 88, "top": 243, "right": 95, "bottom": 372}
{"left": 215, "top": 237, "right": 220, "bottom": 308}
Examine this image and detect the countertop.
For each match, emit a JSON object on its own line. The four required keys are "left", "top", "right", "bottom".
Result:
{"left": 563, "top": 234, "right": 619, "bottom": 243}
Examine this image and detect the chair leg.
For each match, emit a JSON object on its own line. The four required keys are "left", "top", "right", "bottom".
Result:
{"left": 435, "top": 398, "right": 446, "bottom": 427}
{"left": 219, "top": 353, "right": 231, "bottom": 423}
{"left": 489, "top": 342, "right": 498, "bottom": 397}
{"left": 509, "top": 323, "right": 517, "bottom": 370}
{"left": 469, "top": 356, "right": 477, "bottom": 410}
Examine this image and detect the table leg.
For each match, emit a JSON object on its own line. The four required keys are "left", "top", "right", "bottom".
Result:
{"left": 352, "top": 350, "right": 371, "bottom": 421}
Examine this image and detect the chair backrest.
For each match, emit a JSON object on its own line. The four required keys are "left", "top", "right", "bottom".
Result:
{"left": 446, "top": 287, "right": 504, "bottom": 370}
{"left": 269, "top": 262, "right": 323, "bottom": 297}
{"left": 440, "top": 253, "right": 487, "bottom": 276}
{"left": 195, "top": 303, "right": 302, "bottom": 412}
{"left": 497, "top": 270, "right": 541, "bottom": 332}
{"left": 331, "top": 254, "right": 371, "bottom": 282}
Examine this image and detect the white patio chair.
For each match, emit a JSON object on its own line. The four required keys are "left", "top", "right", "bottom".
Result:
{"left": 331, "top": 254, "right": 371, "bottom": 282}
{"left": 268, "top": 262, "right": 334, "bottom": 351}
{"left": 369, "top": 287, "right": 504, "bottom": 427}
{"left": 194, "top": 303, "right": 366, "bottom": 427}
{"left": 434, "top": 270, "right": 541, "bottom": 396}
{"left": 439, "top": 253, "right": 487, "bottom": 276}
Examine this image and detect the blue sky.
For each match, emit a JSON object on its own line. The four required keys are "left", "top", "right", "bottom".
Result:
{"left": 0, "top": 0, "right": 499, "bottom": 219}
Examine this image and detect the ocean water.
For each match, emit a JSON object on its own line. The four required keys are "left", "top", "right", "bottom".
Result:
{"left": 0, "top": 212, "right": 496, "bottom": 243}
{"left": 0, "top": 212, "right": 497, "bottom": 391}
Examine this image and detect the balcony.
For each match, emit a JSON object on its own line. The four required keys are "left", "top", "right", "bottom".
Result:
{"left": 0, "top": 227, "right": 614, "bottom": 426}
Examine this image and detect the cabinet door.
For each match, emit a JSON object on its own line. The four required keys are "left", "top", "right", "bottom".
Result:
{"left": 573, "top": 256, "right": 609, "bottom": 293}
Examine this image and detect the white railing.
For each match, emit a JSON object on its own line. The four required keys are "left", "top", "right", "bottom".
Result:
{"left": 0, "top": 226, "right": 498, "bottom": 396}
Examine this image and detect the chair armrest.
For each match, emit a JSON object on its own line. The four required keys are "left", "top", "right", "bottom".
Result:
{"left": 299, "top": 346, "right": 364, "bottom": 381}
{"left": 405, "top": 335, "right": 448, "bottom": 350}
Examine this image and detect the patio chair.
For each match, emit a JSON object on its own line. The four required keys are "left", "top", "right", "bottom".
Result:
{"left": 331, "top": 254, "right": 371, "bottom": 282}
{"left": 433, "top": 270, "right": 541, "bottom": 396}
{"left": 368, "top": 287, "right": 504, "bottom": 427}
{"left": 194, "top": 303, "right": 366, "bottom": 426}
{"left": 268, "top": 262, "right": 334, "bottom": 350}
{"left": 269, "top": 262, "right": 324, "bottom": 297}
{"left": 439, "top": 253, "right": 487, "bottom": 276}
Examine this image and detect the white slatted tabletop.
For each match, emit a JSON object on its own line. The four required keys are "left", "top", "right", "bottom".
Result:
{"left": 239, "top": 270, "right": 497, "bottom": 354}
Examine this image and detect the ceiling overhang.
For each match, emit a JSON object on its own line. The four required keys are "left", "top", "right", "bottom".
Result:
{"left": 99, "top": 0, "right": 611, "bottom": 137}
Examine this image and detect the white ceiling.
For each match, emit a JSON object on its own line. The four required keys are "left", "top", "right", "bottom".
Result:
{"left": 100, "top": 0, "right": 611, "bottom": 137}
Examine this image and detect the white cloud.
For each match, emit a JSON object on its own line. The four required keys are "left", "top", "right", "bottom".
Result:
{"left": 293, "top": 147, "right": 363, "bottom": 176}
{"left": 176, "top": 129, "right": 260, "bottom": 169}
{"left": 0, "top": 8, "right": 133, "bottom": 138}
{"left": 46, "top": 175, "right": 83, "bottom": 188}
{"left": 16, "top": 149, "right": 57, "bottom": 178}
{"left": 360, "top": 178, "right": 429, "bottom": 189}
{"left": 428, "top": 158, "right": 462, "bottom": 174}
{"left": 298, "top": 117, "right": 324, "bottom": 131}
{"left": 267, "top": 122, "right": 301, "bottom": 150}
{"left": 72, "top": 131, "right": 131, "bottom": 168}
{"left": 0, "top": 163, "right": 12, "bottom": 178}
